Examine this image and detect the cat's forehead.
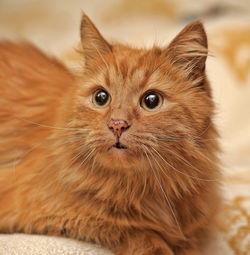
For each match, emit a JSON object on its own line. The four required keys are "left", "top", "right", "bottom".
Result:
{"left": 112, "top": 45, "right": 148, "bottom": 76}
{"left": 105, "top": 45, "right": 161, "bottom": 91}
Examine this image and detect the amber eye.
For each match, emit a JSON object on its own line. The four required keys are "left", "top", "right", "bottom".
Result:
{"left": 141, "top": 91, "right": 163, "bottom": 111}
{"left": 92, "top": 89, "right": 111, "bottom": 107}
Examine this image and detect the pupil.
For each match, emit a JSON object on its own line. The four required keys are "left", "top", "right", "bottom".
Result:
{"left": 145, "top": 94, "right": 159, "bottom": 109}
{"left": 95, "top": 90, "right": 108, "bottom": 105}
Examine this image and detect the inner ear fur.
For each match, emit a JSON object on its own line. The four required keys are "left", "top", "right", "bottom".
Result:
{"left": 165, "top": 20, "right": 208, "bottom": 83}
{"left": 80, "top": 13, "right": 112, "bottom": 64}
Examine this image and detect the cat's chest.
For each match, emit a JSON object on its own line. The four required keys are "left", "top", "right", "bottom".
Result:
{"left": 62, "top": 188, "right": 171, "bottom": 233}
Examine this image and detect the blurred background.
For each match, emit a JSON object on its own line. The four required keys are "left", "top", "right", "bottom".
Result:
{"left": 0, "top": 0, "right": 249, "bottom": 254}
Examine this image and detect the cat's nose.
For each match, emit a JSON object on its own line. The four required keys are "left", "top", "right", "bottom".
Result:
{"left": 107, "top": 119, "right": 129, "bottom": 138}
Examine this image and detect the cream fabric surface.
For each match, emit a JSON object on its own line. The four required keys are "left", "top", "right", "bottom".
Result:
{"left": 0, "top": 232, "right": 234, "bottom": 255}
{"left": 0, "top": 1, "right": 249, "bottom": 254}
{"left": 0, "top": 234, "right": 112, "bottom": 255}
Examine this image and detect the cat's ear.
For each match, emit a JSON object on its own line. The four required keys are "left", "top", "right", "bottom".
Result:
{"left": 80, "top": 13, "right": 112, "bottom": 64}
{"left": 165, "top": 20, "right": 208, "bottom": 82}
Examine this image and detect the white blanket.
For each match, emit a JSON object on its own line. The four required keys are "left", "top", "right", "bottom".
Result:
{"left": 0, "top": 234, "right": 112, "bottom": 255}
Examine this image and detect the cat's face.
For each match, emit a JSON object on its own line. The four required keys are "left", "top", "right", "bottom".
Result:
{"left": 65, "top": 15, "right": 214, "bottom": 173}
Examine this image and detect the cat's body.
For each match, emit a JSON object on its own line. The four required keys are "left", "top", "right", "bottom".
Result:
{"left": 0, "top": 14, "right": 220, "bottom": 254}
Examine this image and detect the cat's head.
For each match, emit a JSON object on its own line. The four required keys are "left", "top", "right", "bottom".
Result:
{"left": 64, "top": 14, "right": 216, "bottom": 175}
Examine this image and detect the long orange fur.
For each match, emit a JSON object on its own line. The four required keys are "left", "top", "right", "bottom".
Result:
{"left": 0, "top": 14, "right": 221, "bottom": 254}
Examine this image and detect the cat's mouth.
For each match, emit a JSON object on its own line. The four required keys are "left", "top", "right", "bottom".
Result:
{"left": 109, "top": 142, "right": 128, "bottom": 150}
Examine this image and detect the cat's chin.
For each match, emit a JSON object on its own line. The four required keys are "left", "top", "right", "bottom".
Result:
{"left": 97, "top": 145, "right": 141, "bottom": 171}
{"left": 107, "top": 146, "right": 131, "bottom": 160}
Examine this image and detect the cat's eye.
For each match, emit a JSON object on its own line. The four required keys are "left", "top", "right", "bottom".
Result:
{"left": 141, "top": 91, "right": 163, "bottom": 111}
{"left": 92, "top": 89, "right": 111, "bottom": 108}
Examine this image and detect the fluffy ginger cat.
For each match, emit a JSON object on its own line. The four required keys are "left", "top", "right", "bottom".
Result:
{"left": 0, "top": 14, "right": 220, "bottom": 255}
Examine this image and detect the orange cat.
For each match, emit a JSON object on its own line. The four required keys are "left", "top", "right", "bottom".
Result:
{"left": 0, "top": 14, "right": 220, "bottom": 254}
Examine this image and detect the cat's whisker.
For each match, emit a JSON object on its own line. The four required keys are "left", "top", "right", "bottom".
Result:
{"left": 158, "top": 142, "right": 217, "bottom": 172}
{"left": 129, "top": 134, "right": 215, "bottom": 180}
{"left": 150, "top": 132, "right": 218, "bottom": 143}
{"left": 129, "top": 134, "right": 156, "bottom": 144}
{"left": 55, "top": 141, "right": 103, "bottom": 185}
{"left": 198, "top": 121, "right": 212, "bottom": 137}
{"left": 195, "top": 150, "right": 216, "bottom": 165}
{"left": 63, "top": 142, "right": 100, "bottom": 174}
{"left": 132, "top": 131, "right": 188, "bottom": 143}
{"left": 151, "top": 147, "right": 218, "bottom": 182}
{"left": 56, "top": 146, "right": 97, "bottom": 209}
{"left": 127, "top": 137, "right": 148, "bottom": 197}
{"left": 157, "top": 144, "right": 202, "bottom": 174}
{"left": 148, "top": 119, "right": 214, "bottom": 143}
{"left": 57, "top": 146, "right": 96, "bottom": 196}
{"left": 150, "top": 59, "right": 167, "bottom": 77}
{"left": 16, "top": 117, "right": 91, "bottom": 132}
{"left": 142, "top": 145, "right": 184, "bottom": 238}
{"left": 57, "top": 143, "right": 98, "bottom": 183}
{"left": 59, "top": 144, "right": 94, "bottom": 175}
{"left": 140, "top": 150, "right": 148, "bottom": 198}
{"left": 149, "top": 149, "right": 170, "bottom": 180}
{"left": 77, "top": 148, "right": 96, "bottom": 170}
{"left": 12, "top": 134, "right": 90, "bottom": 174}
{"left": 90, "top": 155, "right": 97, "bottom": 173}
{"left": 44, "top": 137, "right": 88, "bottom": 148}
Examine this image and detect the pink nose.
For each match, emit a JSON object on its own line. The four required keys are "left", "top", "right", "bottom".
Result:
{"left": 107, "top": 119, "right": 129, "bottom": 138}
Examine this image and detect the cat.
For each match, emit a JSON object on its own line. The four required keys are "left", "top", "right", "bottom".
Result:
{"left": 0, "top": 13, "right": 221, "bottom": 255}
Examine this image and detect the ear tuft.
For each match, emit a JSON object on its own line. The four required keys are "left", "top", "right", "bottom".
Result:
{"left": 80, "top": 13, "right": 112, "bottom": 64}
{"left": 166, "top": 20, "right": 208, "bottom": 82}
